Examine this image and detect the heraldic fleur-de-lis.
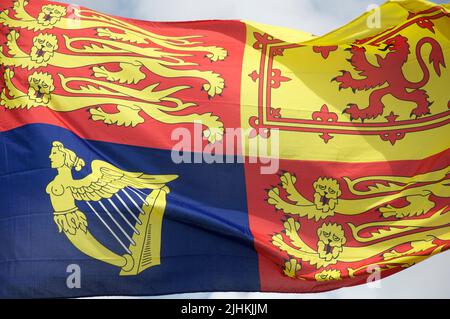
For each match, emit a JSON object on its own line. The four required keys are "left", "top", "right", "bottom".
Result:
{"left": 46, "top": 141, "right": 178, "bottom": 275}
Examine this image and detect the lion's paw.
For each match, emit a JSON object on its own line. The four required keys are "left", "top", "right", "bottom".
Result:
{"left": 283, "top": 259, "right": 301, "bottom": 278}
{"left": 205, "top": 46, "right": 228, "bottom": 62}
{"left": 0, "top": 91, "right": 6, "bottom": 106}
{"left": 410, "top": 103, "right": 432, "bottom": 119}
{"left": 331, "top": 70, "right": 355, "bottom": 91}
{"left": 92, "top": 66, "right": 117, "bottom": 82}
{"left": 92, "top": 65, "right": 144, "bottom": 84}
{"left": 267, "top": 187, "right": 283, "bottom": 208}
{"left": 96, "top": 28, "right": 115, "bottom": 39}
{"left": 90, "top": 105, "right": 144, "bottom": 127}
{"left": 267, "top": 188, "right": 299, "bottom": 216}
{"left": 382, "top": 250, "right": 402, "bottom": 260}
{"left": 280, "top": 172, "right": 297, "bottom": 191}
{"left": 0, "top": 9, "right": 9, "bottom": 23}
{"left": 283, "top": 218, "right": 300, "bottom": 236}
{"left": 203, "top": 126, "right": 224, "bottom": 144}
{"left": 272, "top": 233, "right": 285, "bottom": 248}
{"left": 379, "top": 205, "right": 411, "bottom": 218}
{"left": 4, "top": 68, "right": 14, "bottom": 81}
{"left": 202, "top": 72, "right": 225, "bottom": 97}
{"left": 343, "top": 103, "right": 382, "bottom": 121}
{"left": 97, "top": 28, "right": 143, "bottom": 44}
{"left": 199, "top": 113, "right": 224, "bottom": 143}
{"left": 7, "top": 30, "right": 19, "bottom": 42}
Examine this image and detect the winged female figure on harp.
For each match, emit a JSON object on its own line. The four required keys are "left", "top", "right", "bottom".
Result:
{"left": 46, "top": 141, "right": 178, "bottom": 276}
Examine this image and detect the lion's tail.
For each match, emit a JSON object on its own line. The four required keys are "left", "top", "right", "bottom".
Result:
{"left": 343, "top": 165, "right": 449, "bottom": 196}
{"left": 411, "top": 37, "right": 446, "bottom": 89}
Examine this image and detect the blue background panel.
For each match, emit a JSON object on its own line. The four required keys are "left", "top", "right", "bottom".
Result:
{"left": 0, "top": 124, "right": 259, "bottom": 298}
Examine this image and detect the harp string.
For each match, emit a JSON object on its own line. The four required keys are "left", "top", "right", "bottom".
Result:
{"left": 114, "top": 193, "right": 142, "bottom": 225}
{"left": 86, "top": 201, "right": 132, "bottom": 254}
{"left": 107, "top": 198, "right": 140, "bottom": 235}
{"left": 98, "top": 201, "right": 136, "bottom": 246}
{"left": 127, "top": 186, "right": 149, "bottom": 206}
{"left": 84, "top": 188, "right": 154, "bottom": 255}
{"left": 122, "top": 188, "right": 145, "bottom": 214}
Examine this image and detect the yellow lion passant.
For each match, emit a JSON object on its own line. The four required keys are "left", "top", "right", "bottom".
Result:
{"left": 272, "top": 218, "right": 347, "bottom": 268}
{"left": 267, "top": 173, "right": 342, "bottom": 221}
{"left": 273, "top": 215, "right": 450, "bottom": 272}
{"left": 0, "top": 0, "right": 227, "bottom": 64}
{"left": 267, "top": 169, "right": 449, "bottom": 220}
{"left": 2, "top": 30, "right": 224, "bottom": 97}
{"left": 1, "top": 70, "right": 225, "bottom": 143}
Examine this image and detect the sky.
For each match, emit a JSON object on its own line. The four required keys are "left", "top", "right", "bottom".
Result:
{"left": 55, "top": 0, "right": 450, "bottom": 299}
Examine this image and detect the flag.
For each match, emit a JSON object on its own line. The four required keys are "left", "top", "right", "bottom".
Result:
{"left": 0, "top": 0, "right": 449, "bottom": 298}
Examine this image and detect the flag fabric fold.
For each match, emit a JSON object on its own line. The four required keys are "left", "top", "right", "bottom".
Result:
{"left": 0, "top": 0, "right": 449, "bottom": 298}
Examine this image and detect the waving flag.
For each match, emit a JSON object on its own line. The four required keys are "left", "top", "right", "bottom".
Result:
{"left": 0, "top": 0, "right": 449, "bottom": 297}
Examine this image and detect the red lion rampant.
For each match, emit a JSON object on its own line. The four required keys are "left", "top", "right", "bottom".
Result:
{"left": 332, "top": 35, "right": 446, "bottom": 121}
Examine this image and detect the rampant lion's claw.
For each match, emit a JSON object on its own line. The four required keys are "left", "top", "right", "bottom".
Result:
{"left": 410, "top": 103, "right": 432, "bottom": 118}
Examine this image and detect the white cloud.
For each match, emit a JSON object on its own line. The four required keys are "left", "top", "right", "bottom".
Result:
{"left": 59, "top": 0, "right": 388, "bottom": 35}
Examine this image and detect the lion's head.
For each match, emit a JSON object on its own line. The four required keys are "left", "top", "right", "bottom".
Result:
{"left": 27, "top": 72, "right": 55, "bottom": 104}
{"left": 30, "top": 33, "right": 58, "bottom": 64}
{"left": 313, "top": 177, "right": 341, "bottom": 214}
{"left": 317, "top": 223, "right": 346, "bottom": 262}
{"left": 37, "top": 5, "right": 67, "bottom": 26}
{"left": 380, "top": 35, "right": 409, "bottom": 53}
